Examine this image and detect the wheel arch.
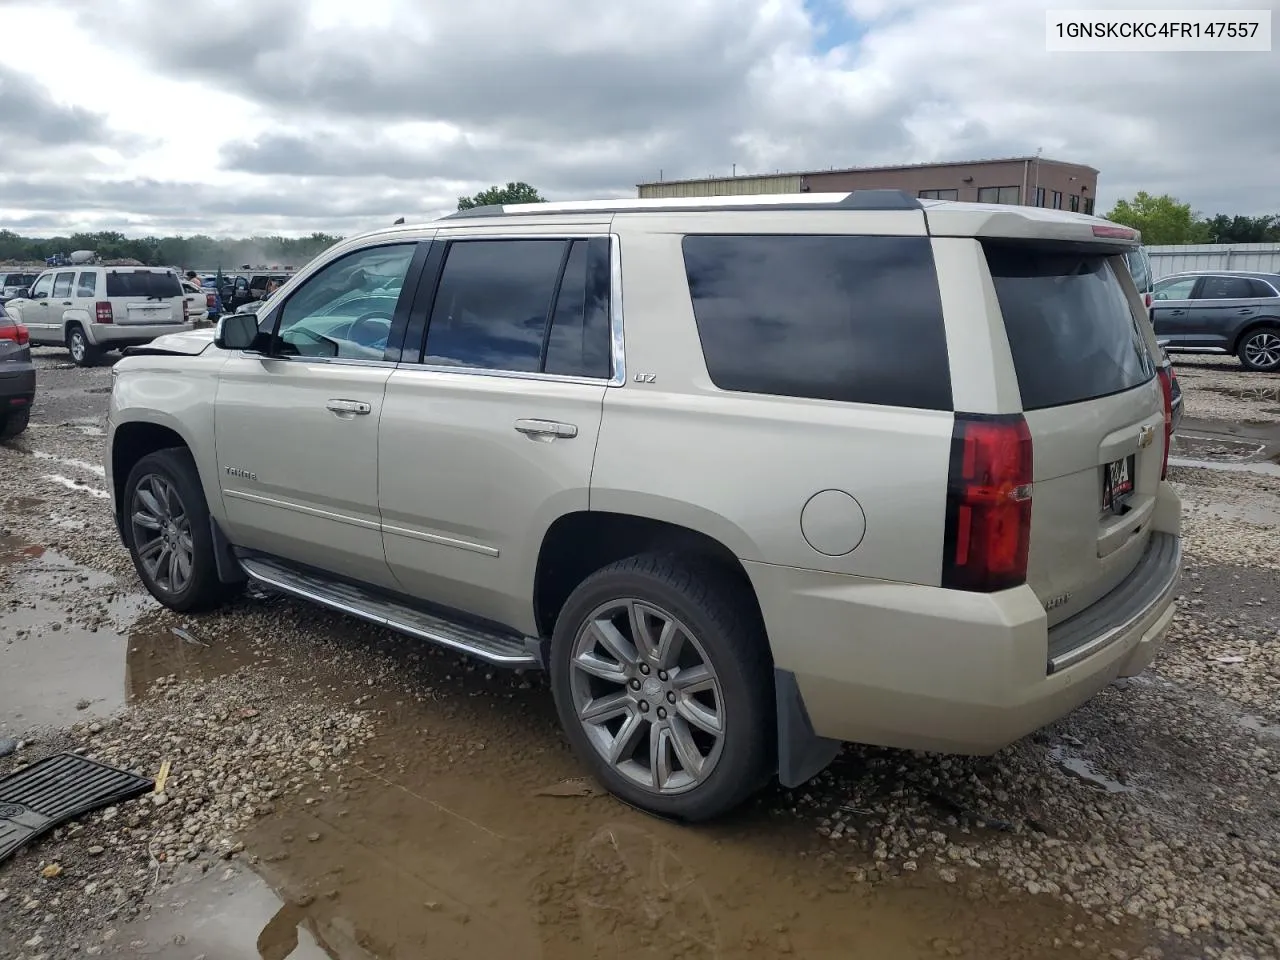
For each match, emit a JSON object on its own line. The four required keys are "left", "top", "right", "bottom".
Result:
{"left": 1231, "top": 316, "right": 1280, "bottom": 354}
{"left": 110, "top": 417, "right": 208, "bottom": 531}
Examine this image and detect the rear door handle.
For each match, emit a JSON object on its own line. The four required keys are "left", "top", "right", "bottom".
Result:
{"left": 61, "top": 301, "right": 72, "bottom": 306}
{"left": 515, "top": 418, "right": 577, "bottom": 440}
{"left": 326, "top": 399, "right": 371, "bottom": 416}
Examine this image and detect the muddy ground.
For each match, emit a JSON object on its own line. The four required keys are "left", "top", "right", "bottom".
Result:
{"left": 1, "top": 349, "right": 1278, "bottom": 960}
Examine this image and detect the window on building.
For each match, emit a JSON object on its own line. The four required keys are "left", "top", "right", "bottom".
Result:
{"left": 977, "top": 186, "right": 1020, "bottom": 205}
{"left": 1083, "top": 197, "right": 1094, "bottom": 215}
{"left": 918, "top": 189, "right": 959, "bottom": 201}
{"left": 1069, "top": 195, "right": 1080, "bottom": 213}
{"left": 1052, "top": 191, "right": 1063, "bottom": 209}
{"left": 1035, "top": 187, "right": 1046, "bottom": 207}
{"left": 681, "top": 235, "right": 952, "bottom": 411}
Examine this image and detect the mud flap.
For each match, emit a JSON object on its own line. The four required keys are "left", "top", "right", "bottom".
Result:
{"left": 0, "top": 754, "right": 153, "bottom": 864}
{"left": 210, "top": 516, "right": 247, "bottom": 585}
{"left": 775, "top": 669, "right": 842, "bottom": 789}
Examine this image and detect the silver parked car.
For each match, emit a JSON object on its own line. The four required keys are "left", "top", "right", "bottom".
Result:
{"left": 1151, "top": 270, "right": 1280, "bottom": 372}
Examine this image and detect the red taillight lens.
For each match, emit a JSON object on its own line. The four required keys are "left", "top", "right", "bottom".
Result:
{"left": 943, "top": 414, "right": 1033, "bottom": 593}
{"left": 206, "top": 293, "right": 217, "bottom": 309}
{"left": 1144, "top": 292, "right": 1152, "bottom": 309}
{"left": 1156, "top": 368, "right": 1174, "bottom": 480}
{"left": 95, "top": 302, "right": 113, "bottom": 324}
{"left": 0, "top": 320, "right": 29, "bottom": 345}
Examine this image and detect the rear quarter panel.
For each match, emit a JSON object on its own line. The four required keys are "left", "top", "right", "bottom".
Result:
{"left": 591, "top": 214, "right": 954, "bottom": 586}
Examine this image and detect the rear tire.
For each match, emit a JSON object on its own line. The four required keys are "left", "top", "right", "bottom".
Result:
{"left": 1237, "top": 325, "right": 1280, "bottom": 372}
{"left": 66, "top": 324, "right": 103, "bottom": 367}
{"left": 0, "top": 407, "right": 30, "bottom": 440}
{"left": 549, "top": 553, "right": 774, "bottom": 821}
{"left": 123, "top": 448, "right": 237, "bottom": 612}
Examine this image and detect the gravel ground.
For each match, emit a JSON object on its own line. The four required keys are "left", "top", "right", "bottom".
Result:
{"left": 2, "top": 347, "right": 1279, "bottom": 959}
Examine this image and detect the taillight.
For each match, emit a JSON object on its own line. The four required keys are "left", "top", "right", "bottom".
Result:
{"left": 942, "top": 413, "right": 1033, "bottom": 593}
{"left": 96, "top": 302, "right": 113, "bottom": 324}
{"left": 0, "top": 320, "right": 29, "bottom": 346}
{"left": 1156, "top": 367, "right": 1174, "bottom": 480}
{"left": 1144, "top": 292, "right": 1152, "bottom": 309}
{"left": 206, "top": 293, "right": 217, "bottom": 309}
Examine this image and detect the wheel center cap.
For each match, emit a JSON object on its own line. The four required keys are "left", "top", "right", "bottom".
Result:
{"left": 641, "top": 677, "right": 662, "bottom": 698}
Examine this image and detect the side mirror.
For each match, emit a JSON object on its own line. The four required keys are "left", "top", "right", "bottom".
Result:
{"left": 215, "top": 312, "right": 261, "bottom": 352}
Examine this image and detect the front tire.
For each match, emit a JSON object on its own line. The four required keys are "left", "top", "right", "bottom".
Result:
{"left": 66, "top": 324, "right": 103, "bottom": 367}
{"left": 550, "top": 554, "right": 774, "bottom": 821}
{"left": 123, "top": 448, "right": 235, "bottom": 612}
{"left": 1238, "top": 325, "right": 1280, "bottom": 372}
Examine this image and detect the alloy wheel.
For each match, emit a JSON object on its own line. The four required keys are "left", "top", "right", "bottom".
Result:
{"left": 1243, "top": 331, "right": 1280, "bottom": 370}
{"left": 129, "top": 474, "right": 194, "bottom": 594}
{"left": 569, "top": 599, "right": 726, "bottom": 795}
{"left": 69, "top": 330, "right": 86, "bottom": 363}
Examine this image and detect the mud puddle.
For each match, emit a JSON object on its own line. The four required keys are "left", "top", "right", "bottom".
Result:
{"left": 0, "top": 536, "right": 249, "bottom": 735}
{"left": 1171, "top": 434, "right": 1267, "bottom": 463}
{"left": 126, "top": 688, "right": 1151, "bottom": 960}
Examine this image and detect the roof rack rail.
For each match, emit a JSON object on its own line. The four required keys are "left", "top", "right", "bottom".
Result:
{"left": 441, "top": 188, "right": 924, "bottom": 220}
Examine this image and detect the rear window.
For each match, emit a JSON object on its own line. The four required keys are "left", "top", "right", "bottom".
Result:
{"left": 681, "top": 235, "right": 952, "bottom": 410}
{"left": 105, "top": 271, "right": 184, "bottom": 298}
{"left": 985, "top": 244, "right": 1154, "bottom": 411}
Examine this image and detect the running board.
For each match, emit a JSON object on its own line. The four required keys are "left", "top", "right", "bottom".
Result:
{"left": 239, "top": 556, "right": 539, "bottom": 667}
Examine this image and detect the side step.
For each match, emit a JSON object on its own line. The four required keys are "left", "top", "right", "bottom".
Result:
{"left": 238, "top": 556, "right": 539, "bottom": 667}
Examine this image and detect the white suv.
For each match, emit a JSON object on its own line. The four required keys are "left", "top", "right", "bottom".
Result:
{"left": 105, "top": 191, "right": 1181, "bottom": 820}
{"left": 6, "top": 266, "right": 191, "bottom": 366}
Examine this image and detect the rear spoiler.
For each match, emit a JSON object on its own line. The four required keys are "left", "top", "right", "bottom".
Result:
{"left": 923, "top": 205, "right": 1141, "bottom": 248}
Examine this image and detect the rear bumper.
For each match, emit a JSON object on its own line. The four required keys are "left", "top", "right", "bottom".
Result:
{"left": 747, "top": 533, "right": 1181, "bottom": 755}
{"left": 0, "top": 362, "right": 36, "bottom": 401}
{"left": 87, "top": 321, "right": 193, "bottom": 346}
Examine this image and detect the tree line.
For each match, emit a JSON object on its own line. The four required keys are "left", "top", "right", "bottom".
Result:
{"left": 0, "top": 229, "right": 344, "bottom": 268}
{"left": 1105, "top": 192, "right": 1280, "bottom": 246}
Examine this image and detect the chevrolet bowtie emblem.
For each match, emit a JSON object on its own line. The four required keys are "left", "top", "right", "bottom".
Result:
{"left": 1138, "top": 424, "right": 1155, "bottom": 449}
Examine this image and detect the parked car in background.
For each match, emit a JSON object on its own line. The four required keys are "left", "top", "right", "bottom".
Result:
{"left": 181, "top": 280, "right": 212, "bottom": 326}
{"left": 0, "top": 272, "right": 39, "bottom": 302}
{"left": 0, "top": 302, "right": 34, "bottom": 439}
{"left": 1151, "top": 270, "right": 1280, "bottom": 372}
{"left": 4, "top": 266, "right": 192, "bottom": 366}
{"left": 218, "top": 273, "right": 289, "bottom": 313}
{"left": 107, "top": 192, "right": 1181, "bottom": 820}
{"left": 1125, "top": 246, "right": 1154, "bottom": 310}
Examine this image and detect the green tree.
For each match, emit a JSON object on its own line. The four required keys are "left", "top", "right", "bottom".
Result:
{"left": 1202, "top": 213, "right": 1279, "bottom": 244}
{"left": 1105, "top": 192, "right": 1209, "bottom": 245}
{"left": 457, "top": 181, "right": 545, "bottom": 210}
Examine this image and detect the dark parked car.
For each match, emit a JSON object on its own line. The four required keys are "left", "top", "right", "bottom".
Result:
{"left": 1151, "top": 270, "right": 1280, "bottom": 372}
{"left": 0, "top": 302, "right": 34, "bottom": 439}
{"left": 218, "top": 273, "right": 289, "bottom": 313}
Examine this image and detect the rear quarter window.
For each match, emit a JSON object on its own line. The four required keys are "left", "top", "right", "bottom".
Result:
{"left": 105, "top": 271, "right": 184, "bottom": 298}
{"left": 985, "top": 244, "right": 1154, "bottom": 411}
{"left": 681, "top": 235, "right": 952, "bottom": 410}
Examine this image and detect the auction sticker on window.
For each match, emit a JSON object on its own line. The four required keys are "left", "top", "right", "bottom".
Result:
{"left": 1047, "top": 9, "right": 1271, "bottom": 51}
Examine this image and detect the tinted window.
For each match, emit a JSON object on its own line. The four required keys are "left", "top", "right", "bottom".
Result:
{"left": 52, "top": 272, "right": 74, "bottom": 297}
{"left": 76, "top": 272, "right": 97, "bottom": 297}
{"left": 1199, "top": 276, "right": 1255, "bottom": 300}
{"left": 919, "top": 189, "right": 958, "bottom": 201}
{"left": 105, "top": 271, "right": 184, "bottom": 298}
{"left": 275, "top": 244, "right": 415, "bottom": 359}
{"left": 985, "top": 245, "right": 1153, "bottom": 411}
{"left": 424, "top": 240, "right": 565, "bottom": 373}
{"left": 1154, "top": 276, "right": 1197, "bottom": 301}
{"left": 1124, "top": 249, "right": 1151, "bottom": 293}
{"left": 29, "top": 274, "right": 52, "bottom": 298}
{"left": 682, "top": 235, "right": 951, "bottom": 410}
{"left": 978, "top": 186, "right": 1019, "bottom": 205}
{"left": 1250, "top": 278, "right": 1279, "bottom": 298}
{"left": 544, "top": 239, "right": 612, "bottom": 378}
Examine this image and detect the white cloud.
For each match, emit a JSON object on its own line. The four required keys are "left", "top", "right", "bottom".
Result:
{"left": 0, "top": 0, "right": 1274, "bottom": 236}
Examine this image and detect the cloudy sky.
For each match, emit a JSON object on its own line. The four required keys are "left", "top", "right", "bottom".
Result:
{"left": 0, "top": 0, "right": 1276, "bottom": 237}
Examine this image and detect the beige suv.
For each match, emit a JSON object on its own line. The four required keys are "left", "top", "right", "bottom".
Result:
{"left": 105, "top": 192, "right": 1181, "bottom": 820}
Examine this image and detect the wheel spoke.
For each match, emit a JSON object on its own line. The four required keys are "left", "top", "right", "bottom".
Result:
{"left": 608, "top": 709, "right": 646, "bottom": 764}
{"left": 671, "top": 663, "right": 713, "bottom": 694}
{"left": 667, "top": 716, "right": 704, "bottom": 777}
{"left": 649, "top": 724, "right": 674, "bottom": 789}
{"left": 148, "top": 544, "right": 171, "bottom": 581}
{"left": 579, "top": 690, "right": 631, "bottom": 724}
{"left": 137, "top": 537, "right": 164, "bottom": 563}
{"left": 676, "top": 695, "right": 722, "bottom": 735}
{"left": 589, "top": 618, "right": 638, "bottom": 668}
{"left": 136, "top": 486, "right": 167, "bottom": 523}
{"left": 574, "top": 651, "right": 629, "bottom": 685}
{"left": 167, "top": 546, "right": 181, "bottom": 589}
{"left": 174, "top": 546, "right": 192, "bottom": 587}
{"left": 131, "top": 510, "right": 162, "bottom": 532}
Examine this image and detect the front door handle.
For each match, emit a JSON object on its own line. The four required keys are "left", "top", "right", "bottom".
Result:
{"left": 515, "top": 418, "right": 577, "bottom": 440}
{"left": 326, "top": 399, "right": 371, "bottom": 417}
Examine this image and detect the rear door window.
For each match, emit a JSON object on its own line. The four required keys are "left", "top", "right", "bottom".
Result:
{"left": 105, "top": 271, "right": 184, "bottom": 298}
{"left": 984, "top": 244, "right": 1154, "bottom": 411}
{"left": 52, "top": 272, "right": 75, "bottom": 297}
{"left": 1199, "top": 276, "right": 1255, "bottom": 300}
{"left": 681, "top": 235, "right": 951, "bottom": 410}
{"left": 76, "top": 272, "right": 97, "bottom": 297}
